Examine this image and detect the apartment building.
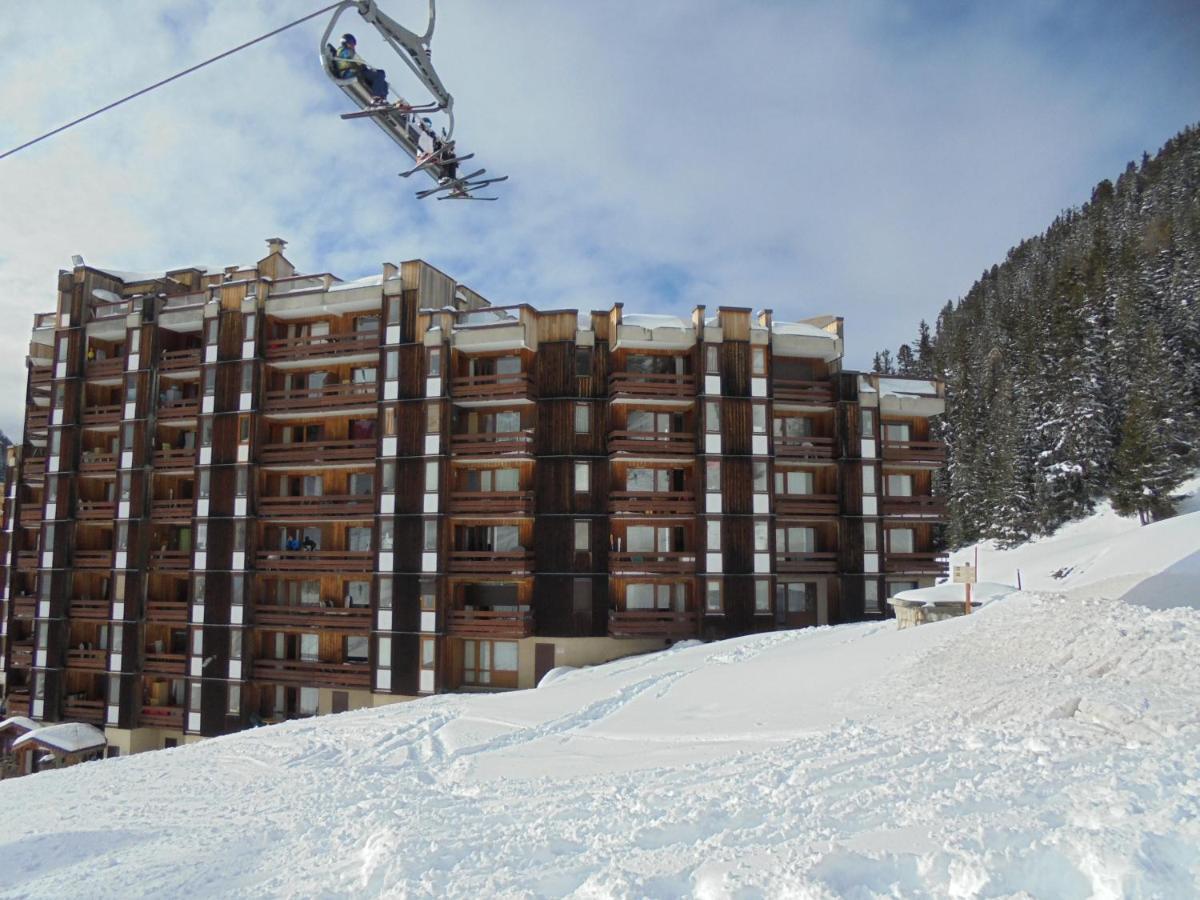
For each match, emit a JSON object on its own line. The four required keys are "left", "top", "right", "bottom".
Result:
{"left": 0, "top": 240, "right": 946, "bottom": 755}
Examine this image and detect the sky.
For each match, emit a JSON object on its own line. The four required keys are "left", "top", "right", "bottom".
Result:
{"left": 0, "top": 0, "right": 1198, "bottom": 438}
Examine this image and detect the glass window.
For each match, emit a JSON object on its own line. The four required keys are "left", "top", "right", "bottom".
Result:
{"left": 118, "top": 473, "right": 131, "bottom": 501}
{"left": 193, "top": 574, "right": 206, "bottom": 604}
{"left": 492, "top": 641, "right": 518, "bottom": 671}
{"left": 575, "top": 461, "right": 590, "bottom": 493}
{"left": 230, "top": 575, "right": 244, "bottom": 607}
{"left": 241, "top": 363, "right": 253, "bottom": 392}
{"left": 705, "top": 401, "right": 721, "bottom": 433}
{"left": 355, "top": 315, "right": 379, "bottom": 333}
{"left": 705, "top": 579, "right": 722, "bottom": 612}
{"left": 385, "top": 351, "right": 399, "bottom": 380}
{"left": 889, "top": 529, "right": 914, "bottom": 553}
{"left": 861, "top": 409, "right": 876, "bottom": 438}
{"left": 229, "top": 629, "right": 242, "bottom": 660}
{"left": 706, "top": 519, "right": 721, "bottom": 549}
{"left": 574, "top": 520, "right": 590, "bottom": 551}
{"left": 864, "top": 522, "right": 878, "bottom": 552}
{"left": 705, "top": 345, "right": 719, "bottom": 374}
{"left": 348, "top": 527, "right": 371, "bottom": 552}
{"left": 752, "top": 461, "right": 768, "bottom": 493}
{"left": 752, "top": 404, "right": 767, "bottom": 434}
{"left": 884, "top": 422, "right": 912, "bottom": 442}
{"left": 227, "top": 684, "right": 240, "bottom": 716}
{"left": 424, "top": 461, "right": 438, "bottom": 492}
{"left": 751, "top": 347, "right": 766, "bottom": 376}
{"left": 420, "top": 578, "right": 437, "bottom": 609}
{"left": 383, "top": 407, "right": 397, "bottom": 436}
{"left": 426, "top": 347, "right": 441, "bottom": 377}
{"left": 863, "top": 465, "right": 876, "bottom": 495}
{"left": 235, "top": 467, "right": 249, "bottom": 497}
{"left": 426, "top": 404, "right": 440, "bottom": 434}
{"left": 189, "top": 682, "right": 202, "bottom": 711}
{"left": 754, "top": 580, "right": 771, "bottom": 613}
{"left": 378, "top": 577, "right": 393, "bottom": 609}
{"left": 238, "top": 415, "right": 251, "bottom": 444}
{"left": 200, "top": 418, "right": 213, "bottom": 447}
{"left": 380, "top": 462, "right": 396, "bottom": 492}
{"left": 576, "top": 347, "right": 592, "bottom": 377}
{"left": 423, "top": 519, "right": 438, "bottom": 551}
{"left": 191, "top": 629, "right": 204, "bottom": 655}
{"left": 705, "top": 460, "right": 721, "bottom": 492}
{"left": 754, "top": 520, "right": 770, "bottom": 551}
{"left": 347, "top": 636, "right": 369, "bottom": 662}
{"left": 195, "top": 523, "right": 207, "bottom": 551}
{"left": 300, "top": 634, "right": 319, "bottom": 661}
{"left": 379, "top": 520, "right": 394, "bottom": 551}
{"left": 205, "top": 318, "right": 218, "bottom": 344}
{"left": 386, "top": 295, "right": 401, "bottom": 326}
{"left": 377, "top": 636, "right": 392, "bottom": 667}
{"left": 115, "top": 523, "right": 128, "bottom": 551}
{"left": 108, "top": 676, "right": 122, "bottom": 705}
{"left": 299, "top": 687, "right": 319, "bottom": 716}
{"left": 203, "top": 367, "right": 216, "bottom": 396}
{"left": 777, "top": 581, "right": 815, "bottom": 613}
{"left": 887, "top": 474, "right": 913, "bottom": 497}
{"left": 574, "top": 403, "right": 590, "bottom": 434}
{"left": 421, "top": 638, "right": 436, "bottom": 669}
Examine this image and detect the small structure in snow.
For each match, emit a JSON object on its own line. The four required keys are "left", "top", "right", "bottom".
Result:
{"left": 0, "top": 717, "right": 42, "bottom": 778}
{"left": 887, "top": 581, "right": 1016, "bottom": 629}
{"left": 11, "top": 722, "right": 107, "bottom": 773}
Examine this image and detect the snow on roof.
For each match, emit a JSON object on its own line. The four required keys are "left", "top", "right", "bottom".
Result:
{"left": 877, "top": 377, "right": 939, "bottom": 397}
{"left": 327, "top": 274, "right": 383, "bottom": 292}
{"left": 890, "top": 581, "right": 1016, "bottom": 608}
{"left": 90, "top": 267, "right": 163, "bottom": 283}
{"left": 622, "top": 313, "right": 689, "bottom": 330}
{"left": 772, "top": 321, "right": 835, "bottom": 340}
{"left": 0, "top": 716, "right": 40, "bottom": 734}
{"left": 12, "top": 722, "right": 106, "bottom": 754}
{"left": 459, "top": 309, "right": 517, "bottom": 327}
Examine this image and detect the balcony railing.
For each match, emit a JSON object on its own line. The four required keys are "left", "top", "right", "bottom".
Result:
{"left": 607, "top": 431, "right": 696, "bottom": 455}
{"left": 12, "top": 597, "right": 36, "bottom": 619}
{"left": 143, "top": 653, "right": 187, "bottom": 677}
{"left": 255, "top": 550, "right": 374, "bottom": 572}
{"left": 63, "top": 698, "right": 105, "bottom": 725}
{"left": 608, "top": 372, "right": 696, "bottom": 398}
{"left": 9, "top": 642, "right": 34, "bottom": 668}
{"left": 609, "top": 551, "right": 697, "bottom": 574}
{"left": 775, "top": 436, "right": 836, "bottom": 460}
{"left": 158, "top": 396, "right": 201, "bottom": 419}
{"left": 448, "top": 608, "right": 534, "bottom": 638}
{"left": 151, "top": 499, "right": 195, "bottom": 520}
{"left": 256, "top": 495, "right": 374, "bottom": 518}
{"left": 66, "top": 649, "right": 107, "bottom": 670}
{"left": 609, "top": 491, "right": 696, "bottom": 515}
{"left": 773, "top": 379, "right": 834, "bottom": 404}
{"left": 609, "top": 610, "right": 699, "bottom": 638}
{"left": 259, "top": 440, "right": 375, "bottom": 465}
{"left": 139, "top": 705, "right": 184, "bottom": 729}
{"left": 29, "top": 367, "right": 53, "bottom": 386}
{"left": 264, "top": 383, "right": 377, "bottom": 411}
{"left": 25, "top": 409, "right": 49, "bottom": 432}
{"left": 146, "top": 600, "right": 189, "bottom": 624}
{"left": 68, "top": 598, "right": 110, "bottom": 620}
{"left": 18, "top": 507, "right": 43, "bottom": 526}
{"left": 774, "top": 494, "right": 839, "bottom": 516}
{"left": 80, "top": 451, "right": 117, "bottom": 472}
{"left": 885, "top": 552, "right": 949, "bottom": 574}
{"left": 880, "top": 495, "right": 947, "bottom": 518}
{"left": 449, "top": 431, "right": 534, "bottom": 457}
{"left": 264, "top": 332, "right": 378, "bottom": 362}
{"left": 881, "top": 440, "right": 946, "bottom": 464}
{"left": 447, "top": 550, "right": 534, "bottom": 574}
{"left": 159, "top": 348, "right": 202, "bottom": 373}
{"left": 253, "top": 605, "right": 371, "bottom": 632}
{"left": 152, "top": 447, "right": 197, "bottom": 469}
{"left": 775, "top": 551, "right": 839, "bottom": 573}
{"left": 16, "top": 552, "right": 39, "bottom": 570}
{"left": 149, "top": 550, "right": 190, "bottom": 571}
{"left": 451, "top": 372, "right": 534, "bottom": 401}
{"left": 251, "top": 658, "right": 370, "bottom": 688}
{"left": 447, "top": 491, "right": 534, "bottom": 515}
{"left": 5, "top": 692, "right": 30, "bottom": 717}
{"left": 76, "top": 500, "right": 115, "bottom": 521}
{"left": 85, "top": 358, "right": 125, "bottom": 380}
{"left": 81, "top": 404, "right": 122, "bottom": 426}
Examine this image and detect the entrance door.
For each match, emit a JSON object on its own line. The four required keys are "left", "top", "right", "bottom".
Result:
{"left": 534, "top": 643, "right": 556, "bottom": 686}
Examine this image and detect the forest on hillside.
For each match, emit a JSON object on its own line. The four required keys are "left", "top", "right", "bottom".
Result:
{"left": 877, "top": 124, "right": 1200, "bottom": 547}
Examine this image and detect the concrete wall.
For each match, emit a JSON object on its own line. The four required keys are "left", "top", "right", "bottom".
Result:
{"left": 106, "top": 726, "right": 185, "bottom": 755}
{"left": 514, "top": 636, "right": 670, "bottom": 689}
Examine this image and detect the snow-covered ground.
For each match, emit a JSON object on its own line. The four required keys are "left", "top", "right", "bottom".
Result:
{"left": 2, "top": 493, "right": 1198, "bottom": 897}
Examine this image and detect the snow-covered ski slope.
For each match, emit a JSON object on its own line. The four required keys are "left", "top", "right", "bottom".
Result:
{"left": 2, "top": 495, "right": 1199, "bottom": 897}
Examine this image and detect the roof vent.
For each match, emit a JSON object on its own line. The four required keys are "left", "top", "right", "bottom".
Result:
{"left": 266, "top": 237, "right": 288, "bottom": 255}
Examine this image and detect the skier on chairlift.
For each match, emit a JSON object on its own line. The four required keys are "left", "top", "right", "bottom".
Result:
{"left": 331, "top": 33, "right": 390, "bottom": 106}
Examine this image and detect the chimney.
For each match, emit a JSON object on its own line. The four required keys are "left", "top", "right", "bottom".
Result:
{"left": 266, "top": 237, "right": 288, "bottom": 256}
{"left": 382, "top": 262, "right": 398, "bottom": 280}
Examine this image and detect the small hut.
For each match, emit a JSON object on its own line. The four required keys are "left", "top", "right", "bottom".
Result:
{"left": 0, "top": 717, "right": 42, "bottom": 778}
{"left": 12, "top": 722, "right": 107, "bottom": 773}
{"left": 887, "top": 582, "right": 1016, "bottom": 629}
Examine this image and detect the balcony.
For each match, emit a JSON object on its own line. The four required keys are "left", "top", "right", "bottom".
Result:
{"left": 143, "top": 653, "right": 187, "bottom": 677}
{"left": 29, "top": 367, "right": 53, "bottom": 386}
{"left": 256, "top": 495, "right": 374, "bottom": 518}
{"left": 609, "top": 491, "right": 696, "bottom": 516}
{"left": 609, "top": 610, "right": 698, "bottom": 638}
{"left": 609, "top": 551, "right": 697, "bottom": 575}
{"left": 66, "top": 649, "right": 107, "bottom": 671}
{"left": 253, "top": 605, "right": 371, "bottom": 633}
{"left": 151, "top": 499, "right": 195, "bottom": 520}
{"left": 63, "top": 698, "right": 105, "bottom": 725}
{"left": 146, "top": 599, "right": 189, "bottom": 624}
{"left": 773, "top": 379, "right": 834, "bottom": 404}
{"left": 775, "top": 436, "right": 836, "bottom": 460}
{"left": 76, "top": 500, "right": 115, "bottom": 521}
{"left": 264, "top": 383, "right": 376, "bottom": 412}
{"left": 265, "top": 332, "right": 378, "bottom": 363}
{"left": 255, "top": 550, "right": 373, "bottom": 572}
{"left": 25, "top": 409, "right": 49, "bottom": 432}
{"left": 140, "top": 705, "right": 184, "bottom": 730}
{"left": 158, "top": 396, "right": 200, "bottom": 419}
{"left": 448, "top": 608, "right": 534, "bottom": 638}
{"left": 449, "top": 431, "right": 534, "bottom": 457}
{"left": 447, "top": 550, "right": 534, "bottom": 575}
{"left": 12, "top": 597, "right": 36, "bottom": 619}
{"left": 251, "top": 658, "right": 370, "bottom": 689}
{"left": 259, "top": 440, "right": 375, "bottom": 465}
{"left": 152, "top": 447, "right": 197, "bottom": 469}
{"left": 775, "top": 551, "right": 839, "bottom": 574}
{"left": 880, "top": 496, "right": 947, "bottom": 519}
{"left": 451, "top": 373, "right": 534, "bottom": 402}
{"left": 9, "top": 641, "right": 33, "bottom": 668}
{"left": 80, "top": 451, "right": 117, "bottom": 472}
{"left": 774, "top": 494, "right": 839, "bottom": 516}
{"left": 16, "top": 551, "right": 40, "bottom": 570}
{"left": 882, "top": 440, "right": 947, "bottom": 465}
{"left": 85, "top": 358, "right": 125, "bottom": 380}
{"left": 68, "top": 598, "right": 110, "bottom": 620}
{"left": 5, "top": 692, "right": 30, "bottom": 717}
{"left": 81, "top": 404, "right": 122, "bottom": 426}
{"left": 885, "top": 552, "right": 950, "bottom": 575}
{"left": 159, "top": 348, "right": 202, "bottom": 374}
{"left": 447, "top": 491, "right": 534, "bottom": 516}
{"left": 608, "top": 431, "right": 695, "bottom": 455}
{"left": 148, "top": 550, "right": 190, "bottom": 571}
{"left": 18, "top": 507, "right": 43, "bottom": 526}
{"left": 608, "top": 372, "right": 695, "bottom": 399}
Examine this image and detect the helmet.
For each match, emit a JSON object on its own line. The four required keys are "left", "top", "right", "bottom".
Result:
{"left": 341, "top": 33, "right": 357, "bottom": 45}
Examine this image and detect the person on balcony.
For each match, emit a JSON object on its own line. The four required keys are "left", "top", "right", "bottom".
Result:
{"left": 302, "top": 536, "right": 318, "bottom": 552}
{"left": 285, "top": 535, "right": 300, "bottom": 553}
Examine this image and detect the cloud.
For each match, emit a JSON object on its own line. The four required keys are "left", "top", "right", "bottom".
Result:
{"left": 0, "top": 0, "right": 1197, "bottom": 437}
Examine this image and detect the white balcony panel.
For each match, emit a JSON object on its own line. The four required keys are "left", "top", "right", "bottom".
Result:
{"left": 705, "top": 552, "right": 723, "bottom": 573}
{"left": 704, "top": 434, "right": 721, "bottom": 454}
{"left": 376, "top": 669, "right": 392, "bottom": 691}
{"left": 419, "top": 670, "right": 435, "bottom": 693}
{"left": 420, "top": 611, "right": 436, "bottom": 633}
{"left": 706, "top": 493, "right": 723, "bottom": 514}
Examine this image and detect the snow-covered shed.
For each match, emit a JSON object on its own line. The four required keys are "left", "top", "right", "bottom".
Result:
{"left": 887, "top": 582, "right": 1016, "bottom": 629}
{"left": 12, "top": 722, "right": 107, "bottom": 771}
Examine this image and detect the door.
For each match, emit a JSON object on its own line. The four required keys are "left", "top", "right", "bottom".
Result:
{"left": 534, "top": 643, "right": 556, "bottom": 687}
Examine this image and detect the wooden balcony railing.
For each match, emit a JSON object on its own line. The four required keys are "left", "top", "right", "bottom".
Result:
{"left": 885, "top": 552, "right": 950, "bottom": 574}
{"left": 251, "top": 658, "right": 370, "bottom": 688}
{"left": 447, "top": 550, "right": 534, "bottom": 574}
{"left": 158, "top": 397, "right": 201, "bottom": 419}
{"left": 609, "top": 609, "right": 699, "bottom": 638}
{"left": 12, "top": 597, "right": 37, "bottom": 619}
{"left": 609, "top": 491, "right": 696, "bottom": 515}
{"left": 263, "top": 383, "right": 378, "bottom": 411}
{"left": 449, "top": 432, "right": 534, "bottom": 456}
{"left": 18, "top": 507, "right": 43, "bottom": 526}
{"left": 448, "top": 608, "right": 534, "bottom": 638}
{"left": 775, "top": 436, "right": 836, "bottom": 460}
{"left": 255, "top": 550, "right": 374, "bottom": 572}
{"left": 159, "top": 348, "right": 202, "bottom": 373}
{"left": 81, "top": 404, "right": 122, "bottom": 426}
{"left": 151, "top": 499, "right": 195, "bottom": 520}
{"left": 9, "top": 642, "right": 33, "bottom": 667}
{"left": 253, "top": 605, "right": 371, "bottom": 632}
{"left": 146, "top": 600, "right": 189, "bottom": 624}
{"left": 85, "top": 358, "right": 125, "bottom": 380}
{"left": 259, "top": 440, "right": 375, "bottom": 465}
{"left": 143, "top": 653, "right": 187, "bottom": 677}
{"left": 66, "top": 649, "right": 107, "bottom": 670}
{"left": 882, "top": 440, "right": 947, "bottom": 464}
{"left": 5, "top": 692, "right": 30, "bottom": 717}
{"left": 63, "top": 698, "right": 105, "bottom": 725}
{"left": 608, "top": 372, "right": 696, "bottom": 398}
{"left": 76, "top": 500, "right": 115, "bottom": 521}
{"left": 880, "top": 495, "right": 947, "bottom": 518}
{"left": 447, "top": 491, "right": 534, "bottom": 515}
{"left": 773, "top": 379, "right": 834, "bottom": 404}
{"left": 139, "top": 705, "right": 184, "bottom": 730}
{"left": 265, "top": 332, "right": 378, "bottom": 362}
{"left": 152, "top": 447, "right": 197, "bottom": 469}
{"left": 16, "top": 551, "right": 40, "bottom": 570}
{"left": 29, "top": 367, "right": 53, "bottom": 386}
{"left": 451, "top": 372, "right": 534, "bottom": 400}
{"left": 80, "top": 452, "right": 117, "bottom": 472}
{"left": 68, "top": 598, "right": 110, "bottom": 620}
{"left": 607, "top": 431, "right": 696, "bottom": 455}
{"left": 609, "top": 551, "right": 697, "bottom": 574}
{"left": 149, "top": 550, "right": 190, "bottom": 571}
{"left": 774, "top": 494, "right": 839, "bottom": 516}
{"left": 255, "top": 495, "right": 374, "bottom": 518}
{"left": 775, "top": 551, "right": 839, "bottom": 573}
{"left": 25, "top": 410, "right": 49, "bottom": 432}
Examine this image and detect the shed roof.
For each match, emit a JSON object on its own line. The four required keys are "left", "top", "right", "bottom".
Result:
{"left": 12, "top": 722, "right": 106, "bottom": 755}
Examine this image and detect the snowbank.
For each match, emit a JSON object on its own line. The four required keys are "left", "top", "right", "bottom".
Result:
{"left": 892, "top": 580, "right": 1016, "bottom": 607}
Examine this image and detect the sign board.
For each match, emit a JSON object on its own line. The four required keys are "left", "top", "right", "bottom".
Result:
{"left": 952, "top": 564, "right": 977, "bottom": 584}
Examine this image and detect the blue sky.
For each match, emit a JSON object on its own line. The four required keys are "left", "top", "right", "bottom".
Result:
{"left": 0, "top": 0, "right": 1197, "bottom": 438}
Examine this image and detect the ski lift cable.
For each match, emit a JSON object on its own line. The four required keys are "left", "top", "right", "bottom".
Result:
{"left": 0, "top": 2, "right": 345, "bottom": 162}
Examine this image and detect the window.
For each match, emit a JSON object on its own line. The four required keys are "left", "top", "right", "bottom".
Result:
{"left": 576, "top": 347, "right": 592, "bottom": 377}
{"left": 628, "top": 410, "right": 676, "bottom": 436}
{"left": 193, "top": 575, "right": 206, "bottom": 604}
{"left": 775, "top": 469, "right": 814, "bottom": 495}
{"left": 426, "top": 404, "right": 440, "bottom": 434}
{"left": 628, "top": 467, "right": 671, "bottom": 492}
{"left": 350, "top": 472, "right": 374, "bottom": 495}
{"left": 574, "top": 520, "right": 590, "bottom": 552}
{"left": 863, "top": 465, "right": 876, "bottom": 495}
{"left": 751, "top": 347, "right": 766, "bottom": 376}
{"left": 111, "top": 625, "right": 123, "bottom": 654}
{"left": 420, "top": 637, "right": 436, "bottom": 669}
{"left": 347, "top": 636, "right": 369, "bottom": 662}
{"left": 423, "top": 519, "right": 438, "bottom": 551}
{"left": 378, "top": 577, "right": 393, "bottom": 609}
{"left": 886, "top": 474, "right": 913, "bottom": 497}
{"left": 419, "top": 578, "right": 437, "bottom": 610}
{"left": 348, "top": 527, "right": 371, "bottom": 552}
{"left": 377, "top": 636, "right": 392, "bottom": 669}
{"left": 426, "top": 347, "right": 441, "bottom": 377}
{"left": 381, "top": 462, "right": 396, "bottom": 492}
{"left": 300, "top": 633, "right": 319, "bottom": 661}
{"left": 118, "top": 473, "right": 131, "bottom": 501}
{"left": 200, "top": 418, "right": 212, "bottom": 448}
{"left": 238, "top": 415, "right": 251, "bottom": 444}
{"left": 752, "top": 404, "right": 767, "bottom": 434}
{"left": 705, "top": 400, "right": 721, "bottom": 433}
{"left": 241, "top": 363, "right": 253, "bottom": 393}
{"left": 705, "top": 345, "right": 719, "bottom": 374}
{"left": 385, "top": 351, "right": 399, "bottom": 380}
{"left": 574, "top": 461, "right": 590, "bottom": 494}
{"left": 227, "top": 684, "right": 241, "bottom": 716}
{"left": 705, "top": 579, "right": 722, "bottom": 613}
{"left": 351, "top": 366, "right": 376, "bottom": 385}
{"left": 108, "top": 676, "right": 122, "bottom": 705}
{"left": 776, "top": 526, "right": 815, "bottom": 553}
{"left": 203, "top": 367, "right": 216, "bottom": 397}
{"left": 774, "top": 416, "right": 813, "bottom": 438}
{"left": 230, "top": 575, "right": 244, "bottom": 608}
{"left": 191, "top": 629, "right": 204, "bottom": 656}
{"left": 189, "top": 682, "right": 202, "bottom": 712}
{"left": 754, "top": 520, "right": 770, "bottom": 552}
{"left": 386, "top": 295, "right": 401, "bottom": 326}
{"left": 235, "top": 467, "right": 248, "bottom": 498}
{"left": 379, "top": 520, "right": 394, "bottom": 551}
{"left": 194, "top": 523, "right": 207, "bottom": 551}
{"left": 889, "top": 528, "right": 914, "bottom": 553}
{"left": 355, "top": 315, "right": 379, "bottom": 333}
{"left": 625, "top": 583, "right": 685, "bottom": 611}
{"left": 125, "top": 378, "right": 138, "bottom": 404}
{"left": 888, "top": 580, "right": 919, "bottom": 596}
{"left": 205, "top": 318, "right": 218, "bottom": 344}
{"left": 244, "top": 312, "right": 256, "bottom": 336}
{"left": 777, "top": 581, "right": 815, "bottom": 613}
{"left": 229, "top": 629, "right": 242, "bottom": 660}
{"left": 884, "top": 422, "right": 911, "bottom": 442}
{"left": 462, "top": 639, "right": 519, "bottom": 686}
{"left": 574, "top": 403, "right": 590, "bottom": 434}
{"left": 706, "top": 519, "right": 721, "bottom": 550}
{"left": 383, "top": 407, "right": 397, "bottom": 436}
{"left": 299, "top": 687, "right": 319, "bottom": 716}
{"left": 864, "top": 523, "right": 878, "bottom": 552}
{"left": 754, "top": 580, "right": 771, "bottom": 614}
{"left": 752, "top": 461, "right": 768, "bottom": 493}
{"left": 705, "top": 460, "right": 721, "bottom": 492}
{"left": 861, "top": 409, "right": 876, "bottom": 439}
{"left": 424, "top": 461, "right": 439, "bottom": 492}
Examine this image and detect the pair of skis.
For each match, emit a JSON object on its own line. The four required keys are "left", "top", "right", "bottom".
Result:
{"left": 338, "top": 100, "right": 441, "bottom": 121}
{"left": 415, "top": 169, "right": 509, "bottom": 202}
